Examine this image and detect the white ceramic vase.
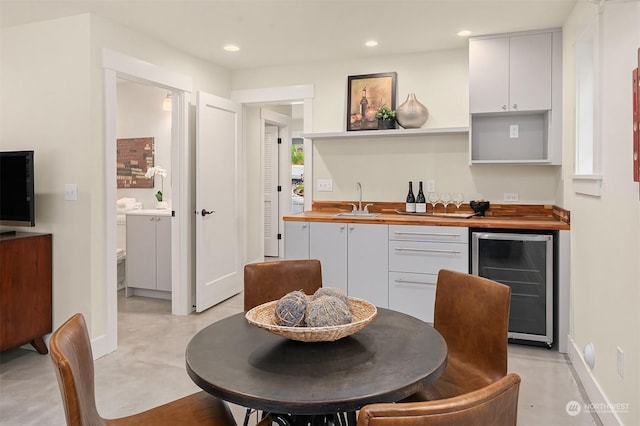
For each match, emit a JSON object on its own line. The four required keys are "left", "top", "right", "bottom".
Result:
{"left": 396, "top": 93, "right": 429, "bottom": 129}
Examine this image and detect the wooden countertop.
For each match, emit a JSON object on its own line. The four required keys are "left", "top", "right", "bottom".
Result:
{"left": 283, "top": 202, "right": 570, "bottom": 231}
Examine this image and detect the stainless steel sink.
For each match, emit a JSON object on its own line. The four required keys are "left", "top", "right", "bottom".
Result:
{"left": 334, "top": 212, "right": 381, "bottom": 217}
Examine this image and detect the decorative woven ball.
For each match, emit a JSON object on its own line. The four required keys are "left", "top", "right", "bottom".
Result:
{"left": 313, "top": 287, "right": 349, "bottom": 308}
{"left": 305, "top": 295, "right": 352, "bottom": 327}
{"left": 274, "top": 290, "right": 308, "bottom": 327}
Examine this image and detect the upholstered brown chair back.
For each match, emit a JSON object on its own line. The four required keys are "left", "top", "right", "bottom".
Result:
{"left": 50, "top": 314, "right": 237, "bottom": 426}
{"left": 357, "top": 373, "right": 521, "bottom": 426}
{"left": 50, "top": 314, "right": 104, "bottom": 426}
{"left": 243, "top": 259, "right": 322, "bottom": 311}
{"left": 434, "top": 269, "right": 511, "bottom": 384}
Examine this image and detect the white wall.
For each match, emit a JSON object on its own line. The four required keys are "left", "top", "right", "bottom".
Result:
{"left": 1, "top": 13, "right": 231, "bottom": 340}
{"left": 563, "top": 2, "right": 640, "bottom": 425}
{"left": 233, "top": 49, "right": 562, "bottom": 205}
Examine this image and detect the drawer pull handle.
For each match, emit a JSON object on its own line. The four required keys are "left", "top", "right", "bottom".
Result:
{"left": 395, "top": 279, "right": 435, "bottom": 286}
{"left": 394, "top": 232, "right": 460, "bottom": 238}
{"left": 395, "top": 247, "right": 461, "bottom": 254}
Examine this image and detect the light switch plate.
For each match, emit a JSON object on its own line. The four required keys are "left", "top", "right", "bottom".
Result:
{"left": 64, "top": 184, "right": 78, "bottom": 201}
{"left": 426, "top": 180, "right": 436, "bottom": 193}
{"left": 503, "top": 192, "right": 519, "bottom": 202}
{"left": 317, "top": 179, "right": 333, "bottom": 192}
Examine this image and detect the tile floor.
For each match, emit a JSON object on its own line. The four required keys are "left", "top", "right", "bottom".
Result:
{"left": 0, "top": 291, "right": 600, "bottom": 426}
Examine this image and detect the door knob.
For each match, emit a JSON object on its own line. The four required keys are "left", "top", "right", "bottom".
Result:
{"left": 200, "top": 209, "right": 215, "bottom": 216}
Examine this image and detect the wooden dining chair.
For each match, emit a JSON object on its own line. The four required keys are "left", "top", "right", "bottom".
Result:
{"left": 49, "top": 313, "right": 237, "bottom": 426}
{"left": 357, "top": 373, "right": 521, "bottom": 426}
{"left": 406, "top": 269, "right": 512, "bottom": 401}
{"left": 243, "top": 259, "right": 323, "bottom": 311}
{"left": 242, "top": 259, "right": 323, "bottom": 425}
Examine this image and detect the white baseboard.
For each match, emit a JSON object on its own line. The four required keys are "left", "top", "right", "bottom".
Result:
{"left": 91, "top": 333, "right": 109, "bottom": 359}
{"left": 568, "top": 337, "right": 623, "bottom": 425}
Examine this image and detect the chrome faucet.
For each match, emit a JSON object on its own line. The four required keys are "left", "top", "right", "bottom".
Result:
{"left": 350, "top": 182, "right": 373, "bottom": 213}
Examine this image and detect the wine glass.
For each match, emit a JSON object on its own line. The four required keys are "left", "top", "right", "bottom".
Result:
{"left": 427, "top": 192, "right": 439, "bottom": 214}
{"left": 453, "top": 193, "right": 464, "bottom": 212}
{"left": 440, "top": 193, "right": 451, "bottom": 213}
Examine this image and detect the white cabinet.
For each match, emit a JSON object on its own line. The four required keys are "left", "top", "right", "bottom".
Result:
{"left": 309, "top": 222, "right": 347, "bottom": 293}
{"left": 469, "top": 29, "right": 562, "bottom": 165}
{"left": 284, "top": 221, "right": 309, "bottom": 259}
{"left": 346, "top": 223, "right": 388, "bottom": 307}
{"left": 308, "top": 222, "right": 388, "bottom": 307}
{"left": 469, "top": 32, "right": 552, "bottom": 113}
{"left": 388, "top": 225, "right": 468, "bottom": 323}
{"left": 126, "top": 213, "right": 171, "bottom": 296}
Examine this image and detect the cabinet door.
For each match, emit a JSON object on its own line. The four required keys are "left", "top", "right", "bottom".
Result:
{"left": 284, "top": 221, "right": 309, "bottom": 259}
{"left": 155, "top": 216, "right": 172, "bottom": 292}
{"left": 510, "top": 32, "right": 552, "bottom": 111}
{"left": 347, "top": 224, "right": 388, "bottom": 307}
{"left": 309, "top": 222, "right": 347, "bottom": 293}
{"left": 469, "top": 37, "right": 509, "bottom": 113}
{"left": 389, "top": 272, "right": 437, "bottom": 323}
{"left": 126, "top": 215, "right": 157, "bottom": 290}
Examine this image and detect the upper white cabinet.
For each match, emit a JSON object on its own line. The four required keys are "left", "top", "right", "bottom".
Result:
{"left": 470, "top": 32, "right": 552, "bottom": 113}
{"left": 469, "top": 29, "right": 562, "bottom": 165}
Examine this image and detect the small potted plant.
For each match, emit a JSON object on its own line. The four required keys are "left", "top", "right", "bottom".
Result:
{"left": 375, "top": 105, "right": 396, "bottom": 130}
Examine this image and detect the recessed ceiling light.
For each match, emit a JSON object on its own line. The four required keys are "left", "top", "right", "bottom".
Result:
{"left": 457, "top": 30, "right": 472, "bottom": 37}
{"left": 365, "top": 40, "right": 378, "bottom": 47}
{"left": 223, "top": 44, "right": 240, "bottom": 52}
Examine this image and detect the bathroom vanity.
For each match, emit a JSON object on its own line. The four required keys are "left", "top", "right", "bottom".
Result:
{"left": 125, "top": 209, "right": 171, "bottom": 299}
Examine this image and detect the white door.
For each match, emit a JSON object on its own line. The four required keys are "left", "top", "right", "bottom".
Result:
{"left": 263, "top": 125, "right": 279, "bottom": 257}
{"left": 195, "top": 91, "right": 243, "bottom": 312}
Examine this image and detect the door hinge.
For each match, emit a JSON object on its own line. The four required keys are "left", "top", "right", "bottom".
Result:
{"left": 277, "top": 185, "right": 282, "bottom": 192}
{"left": 277, "top": 233, "right": 282, "bottom": 240}
{"left": 277, "top": 137, "right": 282, "bottom": 144}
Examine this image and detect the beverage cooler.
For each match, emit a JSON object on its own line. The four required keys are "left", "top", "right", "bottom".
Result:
{"left": 471, "top": 230, "right": 554, "bottom": 347}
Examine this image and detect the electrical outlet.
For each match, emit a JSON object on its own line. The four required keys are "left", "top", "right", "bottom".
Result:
{"left": 427, "top": 180, "right": 436, "bottom": 193}
{"left": 317, "top": 179, "right": 333, "bottom": 192}
{"left": 503, "top": 192, "right": 519, "bottom": 202}
{"left": 617, "top": 347, "right": 624, "bottom": 378}
{"left": 509, "top": 124, "right": 519, "bottom": 139}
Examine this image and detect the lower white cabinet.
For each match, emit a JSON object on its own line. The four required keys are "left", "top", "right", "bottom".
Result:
{"left": 309, "top": 222, "right": 347, "bottom": 293}
{"left": 308, "top": 222, "right": 388, "bottom": 307}
{"left": 284, "top": 221, "right": 469, "bottom": 321}
{"left": 126, "top": 213, "right": 171, "bottom": 294}
{"left": 388, "top": 225, "right": 468, "bottom": 323}
{"left": 284, "top": 221, "right": 309, "bottom": 259}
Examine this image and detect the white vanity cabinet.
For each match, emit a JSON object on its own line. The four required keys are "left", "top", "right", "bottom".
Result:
{"left": 126, "top": 211, "right": 171, "bottom": 297}
{"left": 309, "top": 222, "right": 388, "bottom": 307}
{"left": 284, "top": 221, "right": 310, "bottom": 259}
{"left": 469, "top": 32, "right": 552, "bottom": 114}
{"left": 388, "top": 225, "right": 468, "bottom": 323}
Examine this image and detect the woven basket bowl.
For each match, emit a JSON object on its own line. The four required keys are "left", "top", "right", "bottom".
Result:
{"left": 245, "top": 297, "right": 377, "bottom": 342}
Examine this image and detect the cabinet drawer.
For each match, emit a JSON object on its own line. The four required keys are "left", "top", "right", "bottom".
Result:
{"left": 389, "top": 272, "right": 437, "bottom": 323}
{"left": 389, "top": 225, "right": 468, "bottom": 243}
{"left": 389, "top": 240, "right": 468, "bottom": 274}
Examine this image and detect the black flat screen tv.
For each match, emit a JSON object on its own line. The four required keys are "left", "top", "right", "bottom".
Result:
{"left": 0, "top": 151, "right": 35, "bottom": 227}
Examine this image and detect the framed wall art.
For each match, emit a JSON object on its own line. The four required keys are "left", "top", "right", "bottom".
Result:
{"left": 346, "top": 72, "right": 397, "bottom": 131}
{"left": 117, "top": 137, "right": 154, "bottom": 188}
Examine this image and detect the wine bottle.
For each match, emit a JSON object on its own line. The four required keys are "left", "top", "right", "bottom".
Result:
{"left": 416, "top": 181, "right": 426, "bottom": 213}
{"left": 405, "top": 181, "right": 416, "bottom": 213}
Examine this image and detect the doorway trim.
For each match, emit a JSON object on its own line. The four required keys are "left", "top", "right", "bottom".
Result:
{"left": 261, "top": 109, "right": 291, "bottom": 257}
{"left": 231, "top": 85, "right": 313, "bottom": 261}
{"left": 102, "top": 49, "right": 193, "bottom": 355}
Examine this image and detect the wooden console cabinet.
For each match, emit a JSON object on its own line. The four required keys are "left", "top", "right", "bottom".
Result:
{"left": 0, "top": 232, "right": 52, "bottom": 354}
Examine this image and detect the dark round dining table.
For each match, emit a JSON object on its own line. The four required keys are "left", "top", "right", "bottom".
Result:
{"left": 185, "top": 307, "right": 447, "bottom": 423}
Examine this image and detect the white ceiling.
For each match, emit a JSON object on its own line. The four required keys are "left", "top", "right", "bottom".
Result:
{"left": 0, "top": 0, "right": 578, "bottom": 70}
